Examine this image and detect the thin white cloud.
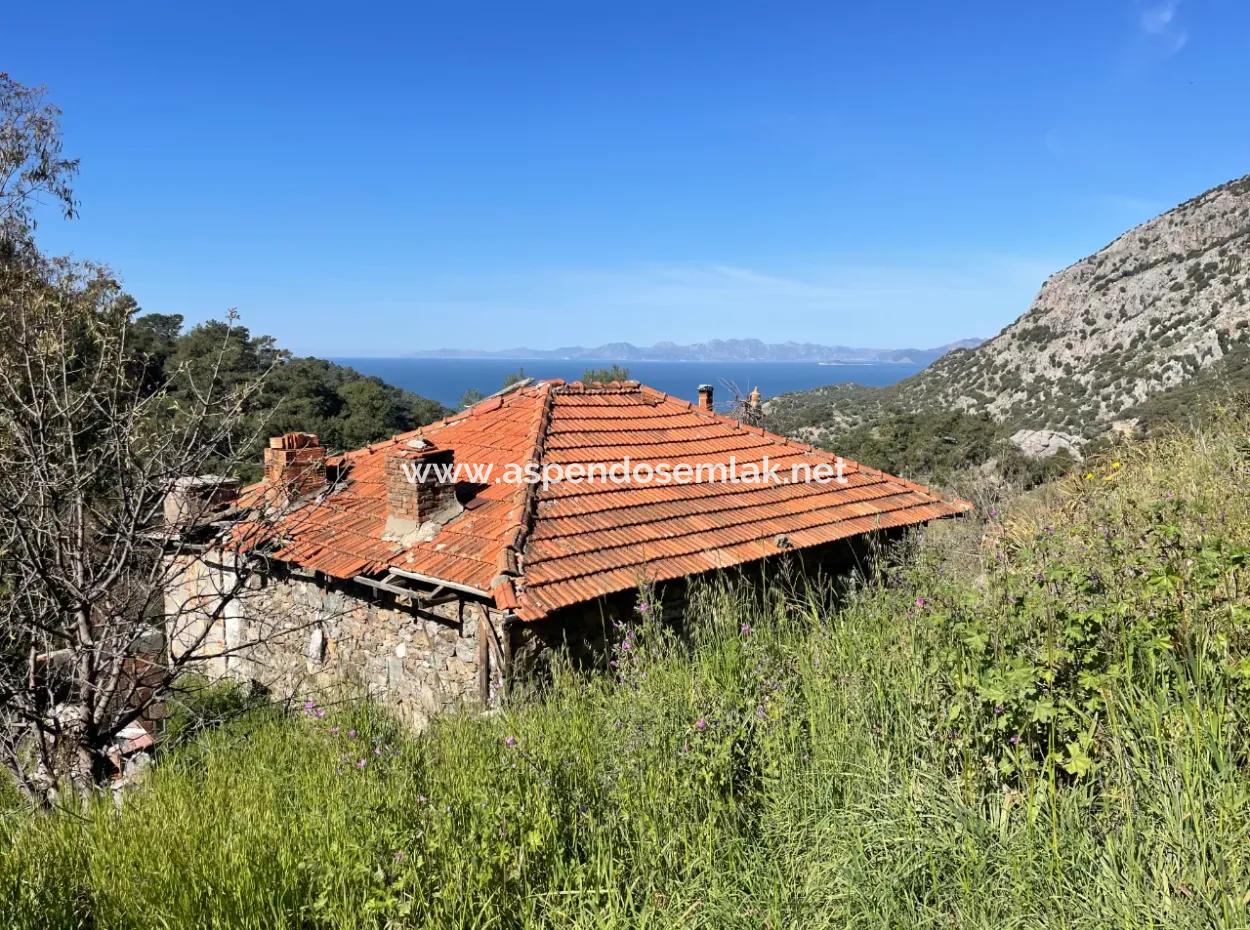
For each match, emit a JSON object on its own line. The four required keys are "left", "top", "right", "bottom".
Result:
{"left": 1139, "top": 1, "right": 1188, "bottom": 55}
{"left": 1141, "top": 2, "right": 1177, "bottom": 34}
{"left": 390, "top": 255, "right": 1062, "bottom": 352}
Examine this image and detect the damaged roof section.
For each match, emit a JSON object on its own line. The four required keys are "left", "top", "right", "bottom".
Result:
{"left": 231, "top": 380, "right": 970, "bottom": 620}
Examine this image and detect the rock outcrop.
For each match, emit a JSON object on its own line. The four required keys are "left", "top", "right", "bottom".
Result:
{"left": 769, "top": 173, "right": 1250, "bottom": 445}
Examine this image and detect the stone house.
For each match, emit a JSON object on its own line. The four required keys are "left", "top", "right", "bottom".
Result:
{"left": 164, "top": 379, "right": 967, "bottom": 727}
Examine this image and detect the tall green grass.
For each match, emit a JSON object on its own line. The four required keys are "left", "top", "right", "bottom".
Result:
{"left": 4, "top": 422, "right": 1250, "bottom": 928}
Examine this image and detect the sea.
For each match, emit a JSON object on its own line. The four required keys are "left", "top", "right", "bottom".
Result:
{"left": 331, "top": 358, "right": 923, "bottom": 410}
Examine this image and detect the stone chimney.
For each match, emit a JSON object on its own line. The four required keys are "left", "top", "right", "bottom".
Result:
{"left": 263, "top": 433, "right": 326, "bottom": 500}
{"left": 383, "top": 439, "right": 462, "bottom": 543}
{"left": 164, "top": 475, "right": 239, "bottom": 531}
{"left": 697, "top": 384, "right": 714, "bottom": 411}
{"left": 748, "top": 385, "right": 761, "bottom": 412}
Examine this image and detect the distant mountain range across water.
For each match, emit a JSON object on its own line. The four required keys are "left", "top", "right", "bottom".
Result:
{"left": 408, "top": 338, "right": 983, "bottom": 366}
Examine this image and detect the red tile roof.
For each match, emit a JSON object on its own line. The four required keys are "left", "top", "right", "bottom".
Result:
{"left": 234, "top": 381, "right": 969, "bottom": 620}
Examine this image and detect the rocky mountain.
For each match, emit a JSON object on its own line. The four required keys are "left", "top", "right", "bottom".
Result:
{"left": 412, "top": 338, "right": 981, "bottom": 365}
{"left": 769, "top": 173, "right": 1250, "bottom": 456}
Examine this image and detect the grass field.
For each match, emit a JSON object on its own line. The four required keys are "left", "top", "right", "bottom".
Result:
{"left": 4, "top": 420, "right": 1250, "bottom": 928}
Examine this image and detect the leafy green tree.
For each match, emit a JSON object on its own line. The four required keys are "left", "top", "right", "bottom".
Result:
{"left": 459, "top": 387, "right": 485, "bottom": 408}
{"left": 130, "top": 309, "right": 183, "bottom": 369}
{"left": 583, "top": 364, "right": 630, "bottom": 383}
{"left": 501, "top": 367, "right": 528, "bottom": 388}
{"left": 0, "top": 73, "right": 78, "bottom": 248}
{"left": 124, "top": 319, "right": 451, "bottom": 479}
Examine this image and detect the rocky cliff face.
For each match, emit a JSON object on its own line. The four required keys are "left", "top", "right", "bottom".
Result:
{"left": 770, "top": 173, "right": 1250, "bottom": 448}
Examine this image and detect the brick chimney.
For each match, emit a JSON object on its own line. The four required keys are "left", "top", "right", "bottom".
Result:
{"left": 383, "top": 439, "right": 462, "bottom": 542}
{"left": 697, "top": 384, "right": 714, "bottom": 411}
{"left": 263, "top": 433, "right": 326, "bottom": 500}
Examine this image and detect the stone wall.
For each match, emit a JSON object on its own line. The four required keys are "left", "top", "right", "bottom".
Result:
{"left": 165, "top": 554, "right": 507, "bottom": 728}
{"left": 164, "top": 532, "right": 901, "bottom": 727}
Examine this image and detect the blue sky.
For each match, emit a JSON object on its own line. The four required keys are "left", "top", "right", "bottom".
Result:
{"left": 4, "top": 1, "right": 1248, "bottom": 354}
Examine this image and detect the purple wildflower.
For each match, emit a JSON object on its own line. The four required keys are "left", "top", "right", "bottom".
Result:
{"left": 314, "top": 707, "right": 326, "bottom": 719}
{"left": 914, "top": 596, "right": 927, "bottom": 608}
{"left": 329, "top": 726, "right": 339, "bottom": 735}
{"left": 740, "top": 623, "right": 752, "bottom": 637}
{"left": 994, "top": 704, "right": 1004, "bottom": 716}
{"left": 303, "top": 700, "right": 316, "bottom": 713}
{"left": 1010, "top": 735, "right": 1021, "bottom": 746}
{"left": 346, "top": 729, "right": 357, "bottom": 739}
{"left": 636, "top": 601, "right": 650, "bottom": 614}
{"left": 355, "top": 758, "right": 367, "bottom": 770}
{"left": 504, "top": 735, "right": 518, "bottom": 749}
{"left": 694, "top": 717, "right": 708, "bottom": 732}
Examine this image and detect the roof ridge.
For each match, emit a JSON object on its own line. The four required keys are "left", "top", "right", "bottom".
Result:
{"left": 492, "top": 381, "right": 557, "bottom": 607}
{"left": 557, "top": 379, "right": 643, "bottom": 394}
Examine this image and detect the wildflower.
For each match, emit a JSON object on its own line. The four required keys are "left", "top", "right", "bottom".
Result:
{"left": 417, "top": 794, "right": 427, "bottom": 804}
{"left": 1111, "top": 461, "right": 1121, "bottom": 470}
{"left": 914, "top": 596, "right": 927, "bottom": 608}
{"left": 329, "top": 726, "right": 339, "bottom": 735}
{"left": 356, "top": 758, "right": 367, "bottom": 770}
{"left": 314, "top": 708, "right": 326, "bottom": 719}
{"left": 636, "top": 601, "right": 650, "bottom": 614}
{"left": 393, "top": 851, "right": 406, "bottom": 863}
{"left": 504, "top": 735, "right": 518, "bottom": 749}
{"left": 694, "top": 717, "right": 708, "bottom": 732}
{"left": 1010, "top": 735, "right": 1021, "bottom": 746}
{"left": 346, "top": 729, "right": 357, "bottom": 739}
{"left": 994, "top": 704, "right": 1004, "bottom": 716}
{"left": 740, "top": 622, "right": 752, "bottom": 637}
{"left": 756, "top": 704, "right": 767, "bottom": 719}
{"left": 989, "top": 507, "right": 998, "bottom": 518}
{"left": 303, "top": 700, "right": 316, "bottom": 713}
